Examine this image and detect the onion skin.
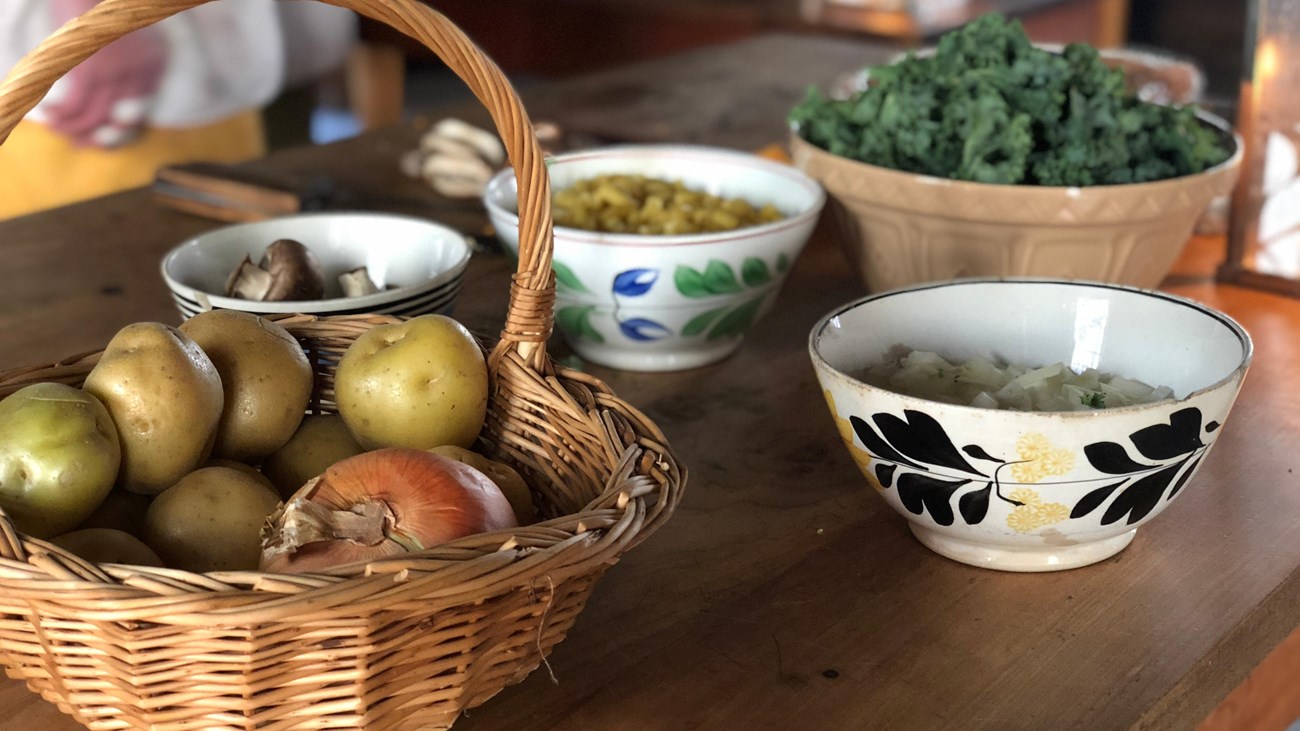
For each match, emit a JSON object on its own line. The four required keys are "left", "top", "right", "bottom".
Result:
{"left": 260, "top": 449, "right": 517, "bottom": 573}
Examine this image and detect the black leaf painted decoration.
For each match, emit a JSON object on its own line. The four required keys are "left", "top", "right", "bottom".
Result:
{"left": 1069, "top": 479, "right": 1128, "bottom": 519}
{"left": 875, "top": 463, "right": 897, "bottom": 488}
{"left": 851, "top": 416, "right": 926, "bottom": 471}
{"left": 873, "top": 410, "right": 986, "bottom": 477}
{"left": 1130, "top": 408, "right": 1205, "bottom": 461}
{"left": 897, "top": 473, "right": 971, "bottom": 527}
{"left": 958, "top": 485, "right": 991, "bottom": 524}
{"left": 962, "top": 445, "right": 1004, "bottom": 463}
{"left": 1206, "top": 421, "right": 1220, "bottom": 433}
{"left": 1101, "top": 463, "right": 1183, "bottom": 526}
{"left": 1167, "top": 455, "right": 1202, "bottom": 500}
{"left": 1084, "top": 442, "right": 1152, "bottom": 475}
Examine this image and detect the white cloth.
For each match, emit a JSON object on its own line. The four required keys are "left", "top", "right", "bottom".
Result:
{"left": 0, "top": 0, "right": 357, "bottom": 129}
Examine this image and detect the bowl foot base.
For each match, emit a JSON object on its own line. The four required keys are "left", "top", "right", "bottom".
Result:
{"left": 569, "top": 339, "right": 743, "bottom": 372}
{"left": 909, "top": 524, "right": 1137, "bottom": 572}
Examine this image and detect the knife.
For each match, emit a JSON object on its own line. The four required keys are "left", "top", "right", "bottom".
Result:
{"left": 152, "top": 162, "right": 479, "bottom": 223}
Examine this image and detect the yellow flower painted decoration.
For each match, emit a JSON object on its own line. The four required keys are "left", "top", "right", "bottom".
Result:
{"left": 822, "top": 389, "right": 883, "bottom": 492}
{"left": 1009, "top": 432, "right": 1075, "bottom": 483}
{"left": 1005, "top": 488, "right": 1069, "bottom": 533}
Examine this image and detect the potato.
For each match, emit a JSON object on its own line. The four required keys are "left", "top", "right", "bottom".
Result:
{"left": 0, "top": 383, "right": 120, "bottom": 538}
{"left": 51, "top": 528, "right": 163, "bottom": 567}
{"left": 83, "top": 323, "right": 223, "bottom": 495}
{"left": 261, "top": 414, "right": 364, "bottom": 499}
{"left": 144, "top": 467, "right": 281, "bottom": 572}
{"left": 429, "top": 445, "right": 537, "bottom": 525}
{"left": 77, "top": 489, "right": 151, "bottom": 538}
{"left": 335, "top": 315, "right": 488, "bottom": 450}
{"left": 205, "top": 458, "right": 279, "bottom": 495}
{"left": 179, "top": 311, "right": 313, "bottom": 462}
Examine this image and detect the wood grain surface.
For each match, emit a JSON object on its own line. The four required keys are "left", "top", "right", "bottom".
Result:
{"left": 0, "top": 34, "right": 1295, "bottom": 731}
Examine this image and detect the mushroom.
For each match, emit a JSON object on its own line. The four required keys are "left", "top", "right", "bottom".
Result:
{"left": 224, "top": 255, "right": 273, "bottom": 300}
{"left": 338, "top": 267, "right": 380, "bottom": 298}
{"left": 224, "top": 239, "right": 326, "bottom": 301}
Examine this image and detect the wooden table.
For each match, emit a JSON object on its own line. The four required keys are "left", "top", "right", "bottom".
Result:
{"left": 1, "top": 34, "right": 1298, "bottom": 731}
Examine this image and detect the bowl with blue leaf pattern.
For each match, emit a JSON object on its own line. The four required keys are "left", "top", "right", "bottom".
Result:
{"left": 484, "top": 145, "right": 825, "bottom": 371}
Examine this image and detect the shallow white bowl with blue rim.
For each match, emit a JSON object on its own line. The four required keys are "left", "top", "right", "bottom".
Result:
{"left": 810, "top": 278, "right": 1252, "bottom": 572}
{"left": 161, "top": 212, "right": 471, "bottom": 320}
{"left": 484, "top": 144, "right": 826, "bottom": 371}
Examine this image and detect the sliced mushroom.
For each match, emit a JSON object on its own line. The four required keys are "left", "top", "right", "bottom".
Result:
{"left": 339, "top": 267, "right": 380, "bottom": 297}
{"left": 429, "top": 118, "right": 505, "bottom": 167}
{"left": 225, "top": 255, "right": 274, "bottom": 300}
{"left": 260, "top": 239, "right": 325, "bottom": 301}
{"left": 422, "top": 154, "right": 496, "bottom": 198}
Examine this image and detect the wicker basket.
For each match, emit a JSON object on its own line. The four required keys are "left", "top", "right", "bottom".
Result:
{"left": 0, "top": 2, "right": 684, "bottom": 729}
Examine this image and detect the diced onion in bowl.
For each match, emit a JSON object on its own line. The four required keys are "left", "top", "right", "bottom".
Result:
{"left": 859, "top": 348, "right": 1175, "bottom": 411}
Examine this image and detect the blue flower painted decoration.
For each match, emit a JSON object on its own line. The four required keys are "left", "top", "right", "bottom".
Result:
{"left": 619, "top": 318, "right": 671, "bottom": 341}
{"left": 613, "top": 268, "right": 659, "bottom": 297}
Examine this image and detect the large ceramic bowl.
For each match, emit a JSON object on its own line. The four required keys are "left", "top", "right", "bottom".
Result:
{"left": 790, "top": 117, "right": 1242, "bottom": 293}
{"left": 162, "top": 212, "right": 472, "bottom": 320}
{"left": 484, "top": 145, "right": 825, "bottom": 371}
{"left": 810, "top": 279, "right": 1252, "bottom": 572}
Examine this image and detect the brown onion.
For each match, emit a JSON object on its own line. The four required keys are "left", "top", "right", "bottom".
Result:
{"left": 260, "top": 448, "right": 517, "bottom": 573}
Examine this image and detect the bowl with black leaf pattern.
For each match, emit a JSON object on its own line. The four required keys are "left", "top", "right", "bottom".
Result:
{"left": 484, "top": 145, "right": 825, "bottom": 371}
{"left": 810, "top": 279, "right": 1252, "bottom": 572}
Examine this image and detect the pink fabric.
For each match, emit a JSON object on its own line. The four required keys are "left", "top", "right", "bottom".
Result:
{"left": 43, "top": 0, "right": 167, "bottom": 147}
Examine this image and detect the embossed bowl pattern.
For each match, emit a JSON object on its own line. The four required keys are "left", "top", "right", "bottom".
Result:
{"left": 789, "top": 119, "right": 1242, "bottom": 292}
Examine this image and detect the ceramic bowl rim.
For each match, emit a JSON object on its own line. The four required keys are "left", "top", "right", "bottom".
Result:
{"left": 808, "top": 277, "right": 1254, "bottom": 419}
{"left": 482, "top": 144, "right": 827, "bottom": 249}
{"left": 160, "top": 211, "right": 472, "bottom": 314}
{"left": 789, "top": 109, "right": 1242, "bottom": 196}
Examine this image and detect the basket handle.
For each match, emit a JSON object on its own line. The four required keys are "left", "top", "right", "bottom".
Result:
{"left": 0, "top": 0, "right": 556, "bottom": 369}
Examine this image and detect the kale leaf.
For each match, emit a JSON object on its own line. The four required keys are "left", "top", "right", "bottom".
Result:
{"left": 790, "top": 14, "right": 1231, "bottom": 186}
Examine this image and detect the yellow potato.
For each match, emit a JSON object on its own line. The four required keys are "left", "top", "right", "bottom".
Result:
{"left": 51, "top": 528, "right": 163, "bottom": 567}
{"left": 429, "top": 445, "right": 537, "bottom": 525}
{"left": 260, "top": 414, "right": 365, "bottom": 499}
{"left": 83, "top": 323, "right": 224, "bottom": 495}
{"left": 204, "top": 458, "right": 279, "bottom": 495}
{"left": 144, "top": 467, "right": 281, "bottom": 572}
{"left": 334, "top": 315, "right": 488, "bottom": 450}
{"left": 77, "top": 489, "right": 151, "bottom": 538}
{"left": 180, "top": 311, "right": 313, "bottom": 462}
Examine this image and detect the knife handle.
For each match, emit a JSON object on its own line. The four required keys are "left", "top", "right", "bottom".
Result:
{"left": 153, "top": 163, "right": 304, "bottom": 223}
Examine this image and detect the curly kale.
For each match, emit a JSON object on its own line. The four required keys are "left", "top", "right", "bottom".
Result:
{"left": 790, "top": 14, "right": 1231, "bottom": 186}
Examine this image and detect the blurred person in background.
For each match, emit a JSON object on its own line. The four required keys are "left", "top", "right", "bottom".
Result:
{"left": 0, "top": 0, "right": 358, "bottom": 219}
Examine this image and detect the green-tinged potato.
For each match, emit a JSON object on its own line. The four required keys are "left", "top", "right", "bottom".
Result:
{"left": 205, "top": 458, "right": 278, "bottom": 495}
{"left": 83, "top": 322, "right": 223, "bottom": 495}
{"left": 77, "top": 489, "right": 151, "bottom": 537}
{"left": 0, "top": 383, "right": 120, "bottom": 538}
{"left": 261, "top": 414, "right": 364, "bottom": 499}
{"left": 335, "top": 315, "right": 488, "bottom": 450}
{"left": 51, "top": 528, "right": 163, "bottom": 567}
{"left": 429, "top": 445, "right": 537, "bottom": 525}
{"left": 179, "top": 311, "right": 312, "bottom": 462}
{"left": 144, "top": 467, "right": 281, "bottom": 572}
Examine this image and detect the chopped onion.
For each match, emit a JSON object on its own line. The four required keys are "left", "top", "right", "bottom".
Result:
{"left": 858, "top": 347, "right": 1175, "bottom": 411}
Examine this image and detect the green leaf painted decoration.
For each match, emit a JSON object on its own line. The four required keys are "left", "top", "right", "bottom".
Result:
{"left": 555, "top": 305, "right": 604, "bottom": 343}
{"left": 682, "top": 307, "right": 727, "bottom": 337}
{"left": 703, "top": 260, "right": 743, "bottom": 294}
{"left": 741, "top": 257, "right": 772, "bottom": 287}
{"left": 675, "top": 266, "right": 710, "bottom": 298}
{"left": 707, "top": 294, "right": 766, "bottom": 340}
{"left": 553, "top": 261, "right": 590, "bottom": 294}
{"left": 677, "top": 256, "right": 790, "bottom": 298}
